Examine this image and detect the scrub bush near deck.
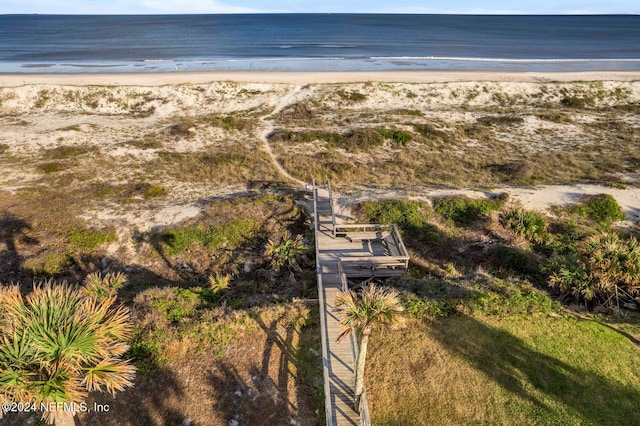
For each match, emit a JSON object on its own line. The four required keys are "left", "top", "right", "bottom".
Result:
{"left": 433, "top": 195, "right": 507, "bottom": 226}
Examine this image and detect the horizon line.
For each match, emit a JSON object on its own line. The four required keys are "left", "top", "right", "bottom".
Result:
{"left": 2, "top": 12, "right": 640, "bottom": 16}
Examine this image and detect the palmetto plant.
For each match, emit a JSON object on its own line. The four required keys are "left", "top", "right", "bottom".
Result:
{"left": 585, "top": 233, "right": 640, "bottom": 291}
{"left": 208, "top": 273, "right": 231, "bottom": 293}
{"left": 334, "top": 284, "right": 406, "bottom": 411}
{"left": 83, "top": 271, "right": 126, "bottom": 300}
{"left": 264, "top": 230, "right": 306, "bottom": 270}
{"left": 0, "top": 274, "right": 135, "bottom": 425}
{"left": 499, "top": 207, "right": 547, "bottom": 241}
{"left": 549, "top": 232, "right": 640, "bottom": 309}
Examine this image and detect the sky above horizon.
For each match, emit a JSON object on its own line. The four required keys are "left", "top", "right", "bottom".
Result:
{"left": 1, "top": 0, "right": 639, "bottom": 15}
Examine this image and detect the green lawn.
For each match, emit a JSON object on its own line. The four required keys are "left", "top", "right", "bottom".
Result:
{"left": 367, "top": 313, "right": 640, "bottom": 425}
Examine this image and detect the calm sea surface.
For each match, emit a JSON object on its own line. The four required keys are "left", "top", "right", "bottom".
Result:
{"left": 1, "top": 14, "right": 639, "bottom": 72}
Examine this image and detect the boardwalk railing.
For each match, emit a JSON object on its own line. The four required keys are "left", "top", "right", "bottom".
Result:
{"left": 338, "top": 260, "right": 372, "bottom": 426}
{"left": 312, "top": 179, "right": 335, "bottom": 426}
{"left": 327, "top": 179, "right": 337, "bottom": 238}
{"left": 335, "top": 224, "right": 408, "bottom": 254}
{"left": 313, "top": 178, "right": 407, "bottom": 425}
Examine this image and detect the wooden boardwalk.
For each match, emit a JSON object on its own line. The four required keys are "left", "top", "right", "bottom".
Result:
{"left": 313, "top": 180, "right": 409, "bottom": 426}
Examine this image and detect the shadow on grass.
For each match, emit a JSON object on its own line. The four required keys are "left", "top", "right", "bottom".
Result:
{"left": 208, "top": 360, "right": 289, "bottom": 426}
{"left": 208, "top": 307, "right": 321, "bottom": 426}
{"left": 0, "top": 212, "right": 38, "bottom": 284}
{"left": 430, "top": 315, "right": 640, "bottom": 425}
{"left": 0, "top": 367, "right": 185, "bottom": 426}
{"left": 78, "top": 367, "right": 185, "bottom": 426}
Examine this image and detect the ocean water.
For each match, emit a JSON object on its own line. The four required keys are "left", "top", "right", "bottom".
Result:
{"left": 0, "top": 14, "right": 639, "bottom": 73}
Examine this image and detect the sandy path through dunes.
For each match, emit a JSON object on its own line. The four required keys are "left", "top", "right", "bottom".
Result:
{"left": 258, "top": 85, "right": 307, "bottom": 187}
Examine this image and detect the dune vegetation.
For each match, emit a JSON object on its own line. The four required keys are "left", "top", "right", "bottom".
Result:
{"left": 0, "top": 79, "right": 639, "bottom": 425}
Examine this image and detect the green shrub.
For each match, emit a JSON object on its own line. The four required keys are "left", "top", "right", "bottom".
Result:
{"left": 360, "top": 199, "right": 429, "bottom": 238}
{"left": 270, "top": 128, "right": 411, "bottom": 152}
{"left": 151, "top": 288, "right": 200, "bottom": 323}
{"left": 161, "top": 219, "right": 256, "bottom": 255}
{"left": 489, "top": 245, "right": 536, "bottom": 276}
{"left": 434, "top": 195, "right": 507, "bottom": 226}
{"left": 27, "top": 252, "right": 71, "bottom": 276}
{"left": 412, "top": 123, "right": 449, "bottom": 141}
{"left": 68, "top": 226, "right": 117, "bottom": 250}
{"left": 167, "top": 118, "right": 195, "bottom": 138}
{"left": 45, "top": 145, "right": 89, "bottom": 159}
{"left": 127, "top": 330, "right": 168, "bottom": 374}
{"left": 186, "top": 322, "right": 238, "bottom": 357}
{"left": 401, "top": 292, "right": 457, "bottom": 319}
{"left": 560, "top": 95, "right": 594, "bottom": 109}
{"left": 500, "top": 208, "right": 547, "bottom": 240}
{"left": 401, "top": 278, "right": 554, "bottom": 319}
{"left": 57, "top": 125, "right": 81, "bottom": 132}
{"left": 264, "top": 231, "right": 306, "bottom": 270}
{"left": 337, "top": 89, "right": 367, "bottom": 102}
{"left": 343, "top": 128, "right": 385, "bottom": 150}
{"left": 571, "top": 194, "right": 625, "bottom": 226}
{"left": 535, "top": 112, "right": 572, "bottom": 123}
{"left": 34, "top": 89, "right": 51, "bottom": 108}
{"left": 143, "top": 184, "right": 168, "bottom": 199}
{"left": 394, "top": 109, "right": 423, "bottom": 117}
{"left": 378, "top": 128, "right": 413, "bottom": 146}
{"left": 205, "top": 114, "right": 253, "bottom": 131}
{"left": 464, "top": 279, "right": 554, "bottom": 315}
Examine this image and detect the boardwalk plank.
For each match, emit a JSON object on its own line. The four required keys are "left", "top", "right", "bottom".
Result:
{"left": 314, "top": 182, "right": 408, "bottom": 425}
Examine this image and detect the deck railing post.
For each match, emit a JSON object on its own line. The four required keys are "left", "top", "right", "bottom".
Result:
{"left": 327, "top": 179, "right": 337, "bottom": 238}
{"left": 312, "top": 179, "right": 318, "bottom": 233}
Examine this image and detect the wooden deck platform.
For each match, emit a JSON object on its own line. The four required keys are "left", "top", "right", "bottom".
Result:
{"left": 313, "top": 180, "right": 409, "bottom": 426}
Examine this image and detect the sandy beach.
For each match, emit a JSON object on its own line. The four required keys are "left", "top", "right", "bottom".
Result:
{"left": 1, "top": 70, "right": 640, "bottom": 87}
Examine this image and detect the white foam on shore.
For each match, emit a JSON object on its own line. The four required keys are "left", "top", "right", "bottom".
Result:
{"left": 3, "top": 56, "right": 640, "bottom": 75}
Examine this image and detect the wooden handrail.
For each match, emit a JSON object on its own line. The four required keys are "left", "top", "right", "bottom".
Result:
{"left": 327, "top": 179, "right": 337, "bottom": 238}
{"left": 339, "top": 255, "right": 410, "bottom": 263}
{"left": 338, "top": 260, "right": 347, "bottom": 292}
{"left": 313, "top": 179, "right": 334, "bottom": 426}
{"left": 312, "top": 179, "right": 317, "bottom": 231}
{"left": 391, "top": 224, "right": 410, "bottom": 257}
{"left": 335, "top": 223, "right": 394, "bottom": 230}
